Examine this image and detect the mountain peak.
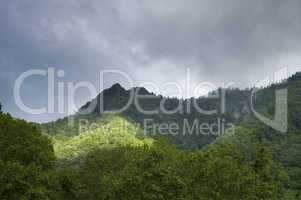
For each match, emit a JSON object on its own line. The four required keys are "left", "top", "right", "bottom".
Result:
{"left": 103, "top": 83, "right": 126, "bottom": 95}
{"left": 111, "top": 83, "right": 124, "bottom": 90}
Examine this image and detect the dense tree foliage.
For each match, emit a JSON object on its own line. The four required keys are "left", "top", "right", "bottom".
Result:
{"left": 75, "top": 139, "right": 285, "bottom": 199}
{"left": 0, "top": 113, "right": 55, "bottom": 199}
{"left": 0, "top": 113, "right": 79, "bottom": 199}
{"left": 0, "top": 110, "right": 288, "bottom": 199}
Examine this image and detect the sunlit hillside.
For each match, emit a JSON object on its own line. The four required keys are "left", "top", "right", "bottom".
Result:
{"left": 53, "top": 115, "right": 153, "bottom": 161}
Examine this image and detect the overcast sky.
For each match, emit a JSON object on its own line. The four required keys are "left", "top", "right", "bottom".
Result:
{"left": 1, "top": 0, "right": 301, "bottom": 122}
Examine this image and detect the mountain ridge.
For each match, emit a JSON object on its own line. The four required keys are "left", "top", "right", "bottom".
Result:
{"left": 42, "top": 71, "right": 301, "bottom": 149}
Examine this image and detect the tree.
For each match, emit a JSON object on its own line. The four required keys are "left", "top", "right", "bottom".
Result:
{"left": 0, "top": 113, "right": 56, "bottom": 199}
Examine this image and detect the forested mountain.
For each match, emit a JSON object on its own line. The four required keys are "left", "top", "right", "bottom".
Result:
{"left": 2, "top": 72, "right": 301, "bottom": 199}
{"left": 42, "top": 72, "right": 301, "bottom": 148}
{"left": 42, "top": 82, "right": 252, "bottom": 149}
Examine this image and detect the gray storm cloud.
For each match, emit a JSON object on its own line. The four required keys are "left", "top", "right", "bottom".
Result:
{"left": 1, "top": 0, "right": 301, "bottom": 122}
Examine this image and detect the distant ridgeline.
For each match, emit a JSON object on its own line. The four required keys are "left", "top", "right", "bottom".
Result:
{"left": 42, "top": 72, "right": 301, "bottom": 149}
